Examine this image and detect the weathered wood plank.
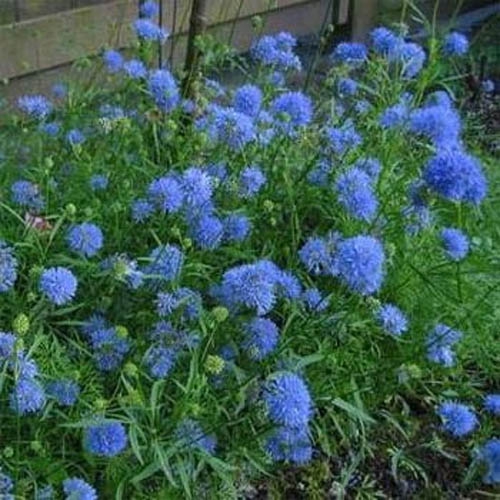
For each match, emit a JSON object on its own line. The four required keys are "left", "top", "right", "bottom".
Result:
{"left": 351, "top": 0, "right": 376, "bottom": 41}
{"left": 0, "top": 0, "right": 318, "bottom": 79}
{"left": 0, "top": 2, "right": 16, "bottom": 25}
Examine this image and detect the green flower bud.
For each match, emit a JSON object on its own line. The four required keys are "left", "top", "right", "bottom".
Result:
{"left": 211, "top": 306, "right": 229, "bottom": 323}
{"left": 65, "top": 203, "right": 77, "bottom": 216}
{"left": 94, "top": 398, "right": 107, "bottom": 410}
{"left": 12, "top": 313, "right": 30, "bottom": 336}
{"left": 116, "top": 326, "right": 128, "bottom": 338}
{"left": 3, "top": 446, "right": 14, "bottom": 458}
{"left": 205, "top": 355, "right": 225, "bottom": 375}
{"left": 124, "top": 362, "right": 138, "bottom": 378}
{"left": 44, "top": 157, "right": 54, "bottom": 169}
{"left": 30, "top": 440, "right": 43, "bottom": 453}
{"left": 83, "top": 207, "right": 93, "bottom": 218}
{"left": 182, "top": 238, "right": 193, "bottom": 250}
{"left": 263, "top": 200, "right": 274, "bottom": 212}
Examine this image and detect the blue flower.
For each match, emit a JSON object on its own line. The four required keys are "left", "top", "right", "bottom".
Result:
{"left": 370, "top": 27, "right": 399, "bottom": 55}
{"left": 424, "top": 148, "right": 487, "bottom": 205}
{"left": 66, "top": 129, "right": 86, "bottom": 146}
{"left": 478, "top": 438, "right": 500, "bottom": 484}
{"left": 18, "top": 94, "right": 53, "bottom": 120}
{"left": 143, "top": 245, "right": 184, "bottom": 287}
{"left": 354, "top": 157, "right": 381, "bottom": 181}
{"left": 52, "top": 82, "right": 67, "bottom": 98}
{"left": 251, "top": 32, "right": 301, "bottom": 71}
{"left": 123, "top": 59, "right": 147, "bottom": 79}
{"left": 437, "top": 401, "right": 478, "bottom": 437}
{"left": 208, "top": 106, "right": 256, "bottom": 150}
{"left": 180, "top": 167, "right": 213, "bottom": 209}
{"left": 214, "top": 260, "right": 283, "bottom": 315}
{"left": 103, "top": 49, "right": 124, "bottom": 73}
{"left": 11, "top": 180, "right": 45, "bottom": 212}
{"left": 9, "top": 377, "right": 46, "bottom": 415}
{"left": 233, "top": 84, "right": 263, "bottom": 117}
{"left": 264, "top": 372, "right": 313, "bottom": 429}
{"left": 426, "top": 323, "right": 462, "bottom": 367}
{"left": 484, "top": 394, "right": 500, "bottom": 416}
{"left": 332, "top": 42, "right": 367, "bottom": 66}
{"left": 157, "top": 287, "right": 202, "bottom": 321}
{"left": 148, "top": 69, "right": 180, "bottom": 112}
{"left": 89, "top": 174, "right": 109, "bottom": 191}
{"left": 63, "top": 477, "right": 97, "bottom": 500}
{"left": 84, "top": 420, "right": 128, "bottom": 457}
{"left": 175, "top": 418, "right": 217, "bottom": 454}
{"left": 335, "top": 235, "right": 385, "bottom": 295}
{"left": 140, "top": 0, "right": 159, "bottom": 18}
{"left": 40, "top": 121, "right": 61, "bottom": 137}
{"left": 0, "top": 331, "right": 16, "bottom": 359}
{"left": 0, "top": 241, "right": 18, "bottom": 293}
{"left": 481, "top": 79, "right": 495, "bottom": 93}
{"left": 266, "top": 426, "right": 312, "bottom": 464}
{"left": 337, "top": 77, "right": 358, "bottom": 96}
{"left": 40, "top": 267, "right": 78, "bottom": 305}
{"left": 379, "top": 101, "right": 409, "bottom": 129}
{"left": 101, "top": 254, "right": 144, "bottom": 289}
{"left": 89, "top": 327, "right": 130, "bottom": 371}
{"left": 144, "top": 345, "right": 178, "bottom": 378}
{"left": 131, "top": 198, "right": 155, "bottom": 222}
{"left": 443, "top": 32, "right": 469, "bottom": 56}
{"left": 99, "top": 104, "right": 126, "bottom": 119}
{"left": 81, "top": 313, "right": 108, "bottom": 338}
{"left": 326, "top": 121, "right": 362, "bottom": 155}
{"left": 271, "top": 91, "right": 313, "bottom": 136}
{"left": 354, "top": 99, "right": 372, "bottom": 115}
{"left": 441, "top": 228, "right": 469, "bottom": 261}
{"left": 133, "top": 18, "right": 168, "bottom": 43}
{"left": 409, "top": 103, "right": 461, "bottom": 146}
{"left": 336, "top": 167, "right": 378, "bottom": 222}
{"left": 389, "top": 41, "right": 426, "bottom": 79}
{"left": 242, "top": 317, "right": 280, "bottom": 360}
{"left": 299, "top": 237, "right": 330, "bottom": 275}
{"left": 148, "top": 175, "right": 184, "bottom": 214}
{"left": 223, "top": 213, "right": 251, "bottom": 242}
{"left": 239, "top": 166, "right": 266, "bottom": 198}
{"left": 35, "top": 484, "right": 54, "bottom": 500}
{"left": 302, "top": 288, "right": 328, "bottom": 312}
{"left": 0, "top": 471, "right": 14, "bottom": 496}
{"left": 189, "top": 214, "right": 224, "bottom": 250}
{"left": 46, "top": 379, "right": 80, "bottom": 406}
{"left": 67, "top": 223, "right": 104, "bottom": 257}
{"left": 376, "top": 304, "right": 408, "bottom": 336}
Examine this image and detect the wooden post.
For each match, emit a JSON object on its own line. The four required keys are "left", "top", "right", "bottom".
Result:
{"left": 182, "top": 0, "right": 208, "bottom": 98}
{"left": 351, "top": 0, "right": 377, "bottom": 41}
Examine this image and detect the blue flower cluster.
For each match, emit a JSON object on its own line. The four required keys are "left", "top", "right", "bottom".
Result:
{"left": 426, "top": 323, "right": 462, "bottom": 367}
{"left": 437, "top": 401, "right": 478, "bottom": 437}
{"left": 175, "top": 418, "right": 217, "bottom": 454}
{"left": 0, "top": 241, "right": 18, "bottom": 293}
{"left": 251, "top": 32, "right": 301, "bottom": 71}
{"left": 84, "top": 420, "right": 128, "bottom": 457}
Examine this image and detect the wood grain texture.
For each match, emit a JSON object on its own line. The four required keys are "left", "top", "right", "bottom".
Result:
{"left": 0, "top": 0, "right": 319, "bottom": 79}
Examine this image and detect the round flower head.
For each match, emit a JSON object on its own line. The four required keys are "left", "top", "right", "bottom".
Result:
{"left": 302, "top": 288, "right": 328, "bottom": 312}
{"left": 239, "top": 166, "right": 266, "bottom": 198}
{"left": 40, "top": 267, "right": 78, "bottom": 305}
{"left": 370, "top": 27, "right": 399, "bottom": 55}
{"left": 376, "top": 303, "right": 408, "bottom": 336}
{"left": 103, "top": 49, "right": 124, "bottom": 73}
{"left": 478, "top": 438, "right": 500, "bottom": 484}
{"left": 133, "top": 18, "right": 168, "bottom": 43}
{"left": 337, "top": 77, "right": 358, "bottom": 97}
{"left": 441, "top": 228, "right": 469, "bottom": 261}
{"left": 17, "top": 94, "right": 53, "bottom": 120}
{"left": 66, "top": 223, "right": 104, "bottom": 258}
{"left": 426, "top": 323, "right": 462, "bottom": 367}
{"left": 11, "top": 180, "right": 45, "bottom": 212}
{"left": 9, "top": 377, "right": 46, "bottom": 415}
{"left": 180, "top": 167, "right": 213, "bottom": 209}
{"left": 335, "top": 235, "right": 385, "bottom": 295}
{"left": 40, "top": 121, "right": 61, "bottom": 137}
{"left": 46, "top": 379, "right": 80, "bottom": 406}
{"left": 66, "top": 129, "right": 86, "bottom": 146}
{"left": 144, "top": 245, "right": 184, "bottom": 287}
{"left": 354, "top": 158, "right": 381, "bottom": 182}
{"left": 233, "top": 84, "right": 263, "bottom": 118}
{"left": 0, "top": 241, "right": 18, "bottom": 293}
{"left": 484, "top": 394, "right": 500, "bottom": 416}
{"left": 148, "top": 69, "right": 180, "bottom": 112}
{"left": 175, "top": 418, "right": 217, "bottom": 454}
{"left": 242, "top": 317, "right": 280, "bottom": 360}
{"left": 223, "top": 213, "right": 251, "bottom": 242}
{"left": 0, "top": 471, "right": 14, "bottom": 496}
{"left": 332, "top": 42, "right": 367, "bottom": 66}
{"left": 148, "top": 175, "right": 184, "bottom": 214}
{"left": 271, "top": 91, "right": 313, "bottom": 135}
{"left": 437, "top": 401, "right": 478, "bottom": 438}
{"left": 251, "top": 32, "right": 301, "bottom": 71}
{"left": 89, "top": 327, "right": 131, "bottom": 371}
{"left": 89, "top": 174, "right": 109, "bottom": 191}
{"left": 209, "top": 106, "right": 256, "bottom": 150}
{"left": 424, "top": 148, "right": 487, "bottom": 205}
{"left": 131, "top": 198, "right": 154, "bottom": 222}
{"left": 189, "top": 214, "right": 224, "bottom": 250}
{"left": 443, "top": 32, "right": 469, "bottom": 56}
{"left": 379, "top": 101, "right": 409, "bottom": 129}
{"left": 336, "top": 167, "right": 378, "bottom": 222}
{"left": 387, "top": 41, "right": 426, "bottom": 79}
{"left": 0, "top": 331, "right": 16, "bottom": 360}
{"left": 481, "top": 79, "right": 495, "bottom": 93}
{"left": 409, "top": 103, "right": 461, "bottom": 146}
{"left": 144, "top": 344, "right": 179, "bottom": 378}
{"left": 63, "top": 477, "right": 97, "bottom": 500}
{"left": 84, "top": 420, "right": 128, "bottom": 457}
{"left": 299, "top": 237, "right": 330, "bottom": 275}
{"left": 139, "top": 0, "right": 159, "bottom": 18}
{"left": 266, "top": 425, "right": 312, "bottom": 464}
{"left": 123, "top": 59, "right": 147, "bottom": 79}
{"left": 326, "top": 122, "right": 362, "bottom": 155}
{"left": 264, "top": 372, "right": 313, "bottom": 429}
